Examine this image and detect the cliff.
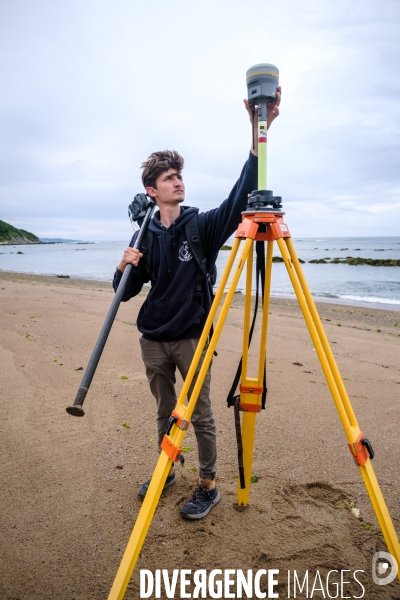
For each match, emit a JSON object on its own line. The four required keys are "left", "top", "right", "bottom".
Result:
{"left": 0, "top": 220, "right": 40, "bottom": 245}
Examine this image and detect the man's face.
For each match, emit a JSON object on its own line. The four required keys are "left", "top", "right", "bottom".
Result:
{"left": 146, "top": 169, "right": 185, "bottom": 206}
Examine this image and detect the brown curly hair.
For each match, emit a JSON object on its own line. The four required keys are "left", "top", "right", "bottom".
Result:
{"left": 141, "top": 150, "right": 184, "bottom": 189}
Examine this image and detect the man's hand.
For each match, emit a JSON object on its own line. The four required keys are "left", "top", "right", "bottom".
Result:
{"left": 267, "top": 85, "right": 281, "bottom": 129}
{"left": 117, "top": 247, "right": 143, "bottom": 273}
{"left": 243, "top": 86, "right": 281, "bottom": 127}
{"left": 244, "top": 86, "right": 281, "bottom": 155}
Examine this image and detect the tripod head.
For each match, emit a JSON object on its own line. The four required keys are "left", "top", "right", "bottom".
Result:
{"left": 246, "top": 189, "right": 282, "bottom": 211}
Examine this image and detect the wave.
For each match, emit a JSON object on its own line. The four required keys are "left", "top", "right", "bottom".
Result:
{"left": 339, "top": 294, "right": 400, "bottom": 306}
{"left": 314, "top": 292, "right": 339, "bottom": 299}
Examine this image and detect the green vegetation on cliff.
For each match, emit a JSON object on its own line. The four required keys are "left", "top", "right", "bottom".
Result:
{"left": 0, "top": 220, "right": 39, "bottom": 244}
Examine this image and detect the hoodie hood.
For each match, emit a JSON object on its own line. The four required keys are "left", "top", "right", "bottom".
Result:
{"left": 147, "top": 206, "right": 199, "bottom": 278}
{"left": 148, "top": 205, "right": 198, "bottom": 235}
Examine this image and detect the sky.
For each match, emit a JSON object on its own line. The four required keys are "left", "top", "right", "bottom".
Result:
{"left": 1, "top": 0, "right": 400, "bottom": 241}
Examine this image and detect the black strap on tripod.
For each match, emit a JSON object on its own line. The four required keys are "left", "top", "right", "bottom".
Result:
{"left": 227, "top": 240, "right": 268, "bottom": 488}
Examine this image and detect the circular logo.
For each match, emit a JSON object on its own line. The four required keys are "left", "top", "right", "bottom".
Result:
{"left": 372, "top": 551, "right": 398, "bottom": 585}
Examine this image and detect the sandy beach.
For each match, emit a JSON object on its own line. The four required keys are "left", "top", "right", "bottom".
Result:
{"left": 0, "top": 270, "right": 399, "bottom": 599}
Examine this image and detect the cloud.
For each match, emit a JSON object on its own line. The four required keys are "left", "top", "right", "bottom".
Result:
{"left": 1, "top": 0, "right": 399, "bottom": 239}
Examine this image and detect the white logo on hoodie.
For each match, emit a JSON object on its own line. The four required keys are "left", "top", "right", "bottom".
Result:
{"left": 179, "top": 241, "right": 193, "bottom": 262}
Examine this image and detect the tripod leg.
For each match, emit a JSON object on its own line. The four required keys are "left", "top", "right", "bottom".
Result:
{"left": 285, "top": 238, "right": 359, "bottom": 433}
{"left": 237, "top": 241, "right": 273, "bottom": 505}
{"left": 240, "top": 243, "right": 254, "bottom": 390}
{"left": 277, "top": 236, "right": 400, "bottom": 574}
{"left": 108, "top": 237, "right": 255, "bottom": 599}
{"left": 108, "top": 451, "right": 172, "bottom": 599}
{"left": 258, "top": 240, "right": 273, "bottom": 383}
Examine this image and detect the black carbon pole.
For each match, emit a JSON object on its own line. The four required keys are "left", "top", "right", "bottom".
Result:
{"left": 66, "top": 200, "right": 155, "bottom": 416}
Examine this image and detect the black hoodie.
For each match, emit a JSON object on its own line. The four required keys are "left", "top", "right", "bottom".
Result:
{"left": 113, "top": 152, "right": 257, "bottom": 341}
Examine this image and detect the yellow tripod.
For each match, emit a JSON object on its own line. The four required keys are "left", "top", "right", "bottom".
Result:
{"left": 107, "top": 88, "right": 399, "bottom": 597}
{"left": 107, "top": 208, "right": 400, "bottom": 598}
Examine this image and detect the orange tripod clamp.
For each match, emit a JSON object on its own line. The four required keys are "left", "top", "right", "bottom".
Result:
{"left": 239, "top": 403, "right": 262, "bottom": 413}
{"left": 239, "top": 384, "right": 263, "bottom": 413}
{"left": 164, "top": 410, "right": 190, "bottom": 436}
{"left": 348, "top": 433, "right": 374, "bottom": 467}
{"left": 161, "top": 436, "right": 184, "bottom": 464}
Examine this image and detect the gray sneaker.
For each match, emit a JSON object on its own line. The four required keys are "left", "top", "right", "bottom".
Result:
{"left": 138, "top": 470, "right": 176, "bottom": 500}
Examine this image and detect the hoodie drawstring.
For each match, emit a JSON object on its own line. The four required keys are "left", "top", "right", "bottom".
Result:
{"left": 171, "top": 222, "right": 176, "bottom": 248}
{"left": 161, "top": 226, "right": 172, "bottom": 276}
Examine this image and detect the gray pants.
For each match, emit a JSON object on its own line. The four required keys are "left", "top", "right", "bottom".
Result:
{"left": 139, "top": 337, "right": 217, "bottom": 480}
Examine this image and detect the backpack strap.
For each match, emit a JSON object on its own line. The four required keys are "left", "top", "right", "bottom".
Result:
{"left": 185, "top": 213, "right": 216, "bottom": 301}
{"left": 185, "top": 214, "right": 218, "bottom": 355}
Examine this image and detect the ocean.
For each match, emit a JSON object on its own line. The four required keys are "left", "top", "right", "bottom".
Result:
{"left": 1, "top": 236, "right": 399, "bottom": 311}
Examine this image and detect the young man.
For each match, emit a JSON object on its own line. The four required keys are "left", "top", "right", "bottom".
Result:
{"left": 113, "top": 92, "right": 281, "bottom": 519}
